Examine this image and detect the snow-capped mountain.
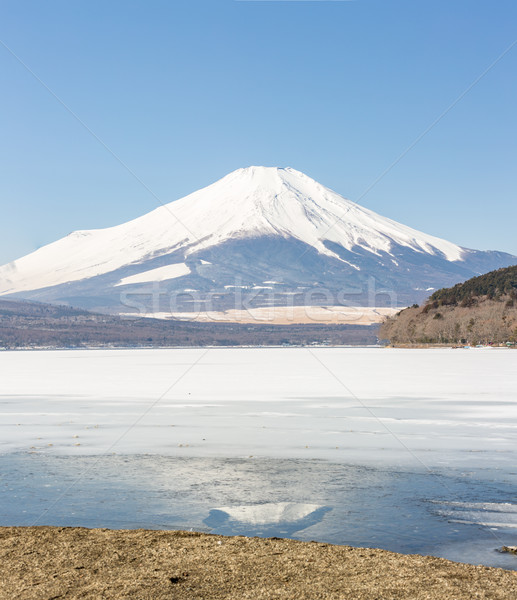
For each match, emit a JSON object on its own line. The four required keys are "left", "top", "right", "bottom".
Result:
{"left": 0, "top": 166, "right": 515, "bottom": 313}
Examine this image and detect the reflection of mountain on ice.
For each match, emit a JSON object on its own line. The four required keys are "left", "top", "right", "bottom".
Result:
{"left": 214, "top": 502, "right": 322, "bottom": 524}
{"left": 204, "top": 502, "right": 332, "bottom": 537}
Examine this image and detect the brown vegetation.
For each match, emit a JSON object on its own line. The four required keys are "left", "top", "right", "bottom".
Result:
{"left": 380, "top": 297, "right": 517, "bottom": 345}
{"left": 381, "top": 295, "right": 517, "bottom": 346}
{"left": 380, "top": 265, "right": 517, "bottom": 346}
{"left": 1, "top": 527, "right": 516, "bottom": 600}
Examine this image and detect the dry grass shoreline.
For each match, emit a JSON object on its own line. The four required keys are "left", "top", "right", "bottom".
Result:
{"left": 1, "top": 527, "right": 516, "bottom": 599}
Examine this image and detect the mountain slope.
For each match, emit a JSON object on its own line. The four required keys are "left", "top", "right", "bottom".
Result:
{"left": 0, "top": 166, "right": 515, "bottom": 314}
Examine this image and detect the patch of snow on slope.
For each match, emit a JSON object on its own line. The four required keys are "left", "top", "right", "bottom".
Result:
{"left": 115, "top": 263, "right": 191, "bottom": 287}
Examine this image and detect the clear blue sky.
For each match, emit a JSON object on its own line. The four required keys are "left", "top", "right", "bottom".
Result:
{"left": 1, "top": 0, "right": 516, "bottom": 264}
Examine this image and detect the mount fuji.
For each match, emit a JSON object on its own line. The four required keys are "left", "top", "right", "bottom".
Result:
{"left": 0, "top": 166, "right": 515, "bottom": 315}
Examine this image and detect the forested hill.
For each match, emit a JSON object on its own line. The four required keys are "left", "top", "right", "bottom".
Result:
{"left": 429, "top": 265, "right": 517, "bottom": 307}
{"left": 380, "top": 265, "right": 517, "bottom": 346}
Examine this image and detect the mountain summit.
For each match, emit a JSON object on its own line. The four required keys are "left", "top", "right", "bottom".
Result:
{"left": 0, "top": 166, "right": 515, "bottom": 314}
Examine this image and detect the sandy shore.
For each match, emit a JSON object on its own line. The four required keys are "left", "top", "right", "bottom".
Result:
{"left": 1, "top": 527, "right": 516, "bottom": 599}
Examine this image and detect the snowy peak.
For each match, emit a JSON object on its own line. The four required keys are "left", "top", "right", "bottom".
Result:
{"left": 149, "top": 165, "right": 463, "bottom": 260}
{"left": 153, "top": 165, "right": 464, "bottom": 262}
{"left": 0, "top": 166, "right": 514, "bottom": 307}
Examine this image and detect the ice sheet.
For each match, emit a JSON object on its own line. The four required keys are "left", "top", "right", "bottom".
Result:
{"left": 0, "top": 348, "right": 516, "bottom": 471}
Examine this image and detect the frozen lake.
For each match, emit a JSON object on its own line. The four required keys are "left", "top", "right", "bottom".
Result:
{"left": 1, "top": 348, "right": 516, "bottom": 569}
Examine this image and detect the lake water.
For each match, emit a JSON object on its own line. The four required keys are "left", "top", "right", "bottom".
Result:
{"left": 0, "top": 348, "right": 516, "bottom": 569}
